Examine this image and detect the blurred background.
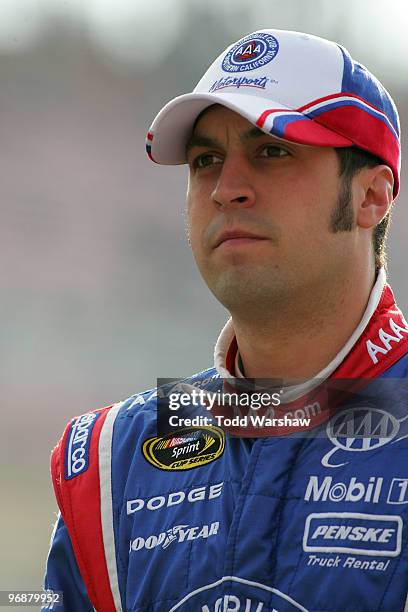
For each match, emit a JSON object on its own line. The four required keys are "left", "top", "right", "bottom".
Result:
{"left": 0, "top": 0, "right": 407, "bottom": 603}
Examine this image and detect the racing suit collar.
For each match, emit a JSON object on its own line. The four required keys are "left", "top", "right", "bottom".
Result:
{"left": 215, "top": 269, "right": 387, "bottom": 402}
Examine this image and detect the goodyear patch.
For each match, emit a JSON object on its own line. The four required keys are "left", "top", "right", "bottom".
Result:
{"left": 142, "top": 427, "right": 225, "bottom": 471}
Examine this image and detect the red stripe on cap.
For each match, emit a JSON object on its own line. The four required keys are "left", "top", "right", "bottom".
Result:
{"left": 282, "top": 117, "right": 353, "bottom": 147}
{"left": 297, "top": 92, "right": 391, "bottom": 120}
{"left": 256, "top": 108, "right": 286, "bottom": 128}
{"left": 313, "top": 105, "right": 400, "bottom": 195}
{"left": 256, "top": 109, "right": 352, "bottom": 147}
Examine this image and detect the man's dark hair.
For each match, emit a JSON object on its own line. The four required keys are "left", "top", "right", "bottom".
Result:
{"left": 333, "top": 147, "right": 393, "bottom": 271}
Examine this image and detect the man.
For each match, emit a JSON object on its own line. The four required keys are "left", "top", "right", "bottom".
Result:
{"left": 43, "top": 29, "right": 408, "bottom": 611}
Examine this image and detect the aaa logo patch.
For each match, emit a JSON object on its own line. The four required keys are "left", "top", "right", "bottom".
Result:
{"left": 142, "top": 427, "right": 225, "bottom": 471}
{"left": 222, "top": 32, "right": 279, "bottom": 73}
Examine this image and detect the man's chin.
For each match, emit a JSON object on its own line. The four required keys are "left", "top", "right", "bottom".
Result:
{"left": 207, "top": 272, "right": 285, "bottom": 311}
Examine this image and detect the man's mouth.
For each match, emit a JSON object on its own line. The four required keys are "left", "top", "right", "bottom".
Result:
{"left": 214, "top": 230, "right": 268, "bottom": 249}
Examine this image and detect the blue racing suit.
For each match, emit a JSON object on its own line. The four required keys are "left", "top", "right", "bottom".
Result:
{"left": 43, "top": 278, "right": 408, "bottom": 611}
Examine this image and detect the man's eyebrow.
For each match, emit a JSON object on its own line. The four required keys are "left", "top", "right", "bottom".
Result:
{"left": 185, "top": 126, "right": 270, "bottom": 157}
{"left": 241, "top": 126, "right": 269, "bottom": 142}
{"left": 185, "top": 134, "right": 222, "bottom": 156}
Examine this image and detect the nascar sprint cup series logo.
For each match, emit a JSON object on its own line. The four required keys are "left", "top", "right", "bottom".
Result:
{"left": 222, "top": 32, "right": 279, "bottom": 73}
{"left": 142, "top": 427, "right": 225, "bottom": 471}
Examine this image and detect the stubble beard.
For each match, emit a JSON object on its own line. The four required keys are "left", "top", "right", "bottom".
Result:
{"left": 205, "top": 260, "right": 291, "bottom": 316}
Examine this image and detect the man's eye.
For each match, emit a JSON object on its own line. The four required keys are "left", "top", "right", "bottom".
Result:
{"left": 259, "top": 145, "right": 289, "bottom": 158}
{"left": 193, "top": 153, "right": 221, "bottom": 169}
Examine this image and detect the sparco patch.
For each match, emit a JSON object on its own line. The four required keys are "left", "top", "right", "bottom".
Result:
{"left": 222, "top": 32, "right": 279, "bottom": 73}
{"left": 65, "top": 412, "right": 100, "bottom": 479}
{"left": 142, "top": 427, "right": 225, "bottom": 471}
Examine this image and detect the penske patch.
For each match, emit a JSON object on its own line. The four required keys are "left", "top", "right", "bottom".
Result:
{"left": 303, "top": 512, "right": 403, "bottom": 557}
{"left": 142, "top": 426, "right": 225, "bottom": 471}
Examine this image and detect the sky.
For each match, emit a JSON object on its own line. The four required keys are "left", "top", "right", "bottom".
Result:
{"left": 0, "top": 0, "right": 407, "bottom": 78}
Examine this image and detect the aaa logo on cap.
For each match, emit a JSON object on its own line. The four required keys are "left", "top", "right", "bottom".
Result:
{"left": 222, "top": 32, "right": 279, "bottom": 73}
{"left": 142, "top": 426, "right": 225, "bottom": 471}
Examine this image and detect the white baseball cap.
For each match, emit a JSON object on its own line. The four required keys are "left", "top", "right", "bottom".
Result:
{"left": 146, "top": 29, "right": 400, "bottom": 196}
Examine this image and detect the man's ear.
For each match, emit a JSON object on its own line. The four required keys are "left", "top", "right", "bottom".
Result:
{"left": 355, "top": 165, "right": 394, "bottom": 229}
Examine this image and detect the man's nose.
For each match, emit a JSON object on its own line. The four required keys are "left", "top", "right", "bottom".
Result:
{"left": 211, "top": 157, "right": 256, "bottom": 210}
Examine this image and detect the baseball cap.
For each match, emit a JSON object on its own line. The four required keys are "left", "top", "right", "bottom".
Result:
{"left": 146, "top": 29, "right": 401, "bottom": 197}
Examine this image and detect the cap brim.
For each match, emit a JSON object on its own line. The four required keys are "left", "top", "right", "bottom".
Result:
{"left": 146, "top": 92, "right": 353, "bottom": 164}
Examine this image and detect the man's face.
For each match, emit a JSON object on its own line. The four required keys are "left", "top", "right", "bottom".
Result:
{"left": 186, "top": 105, "right": 355, "bottom": 315}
